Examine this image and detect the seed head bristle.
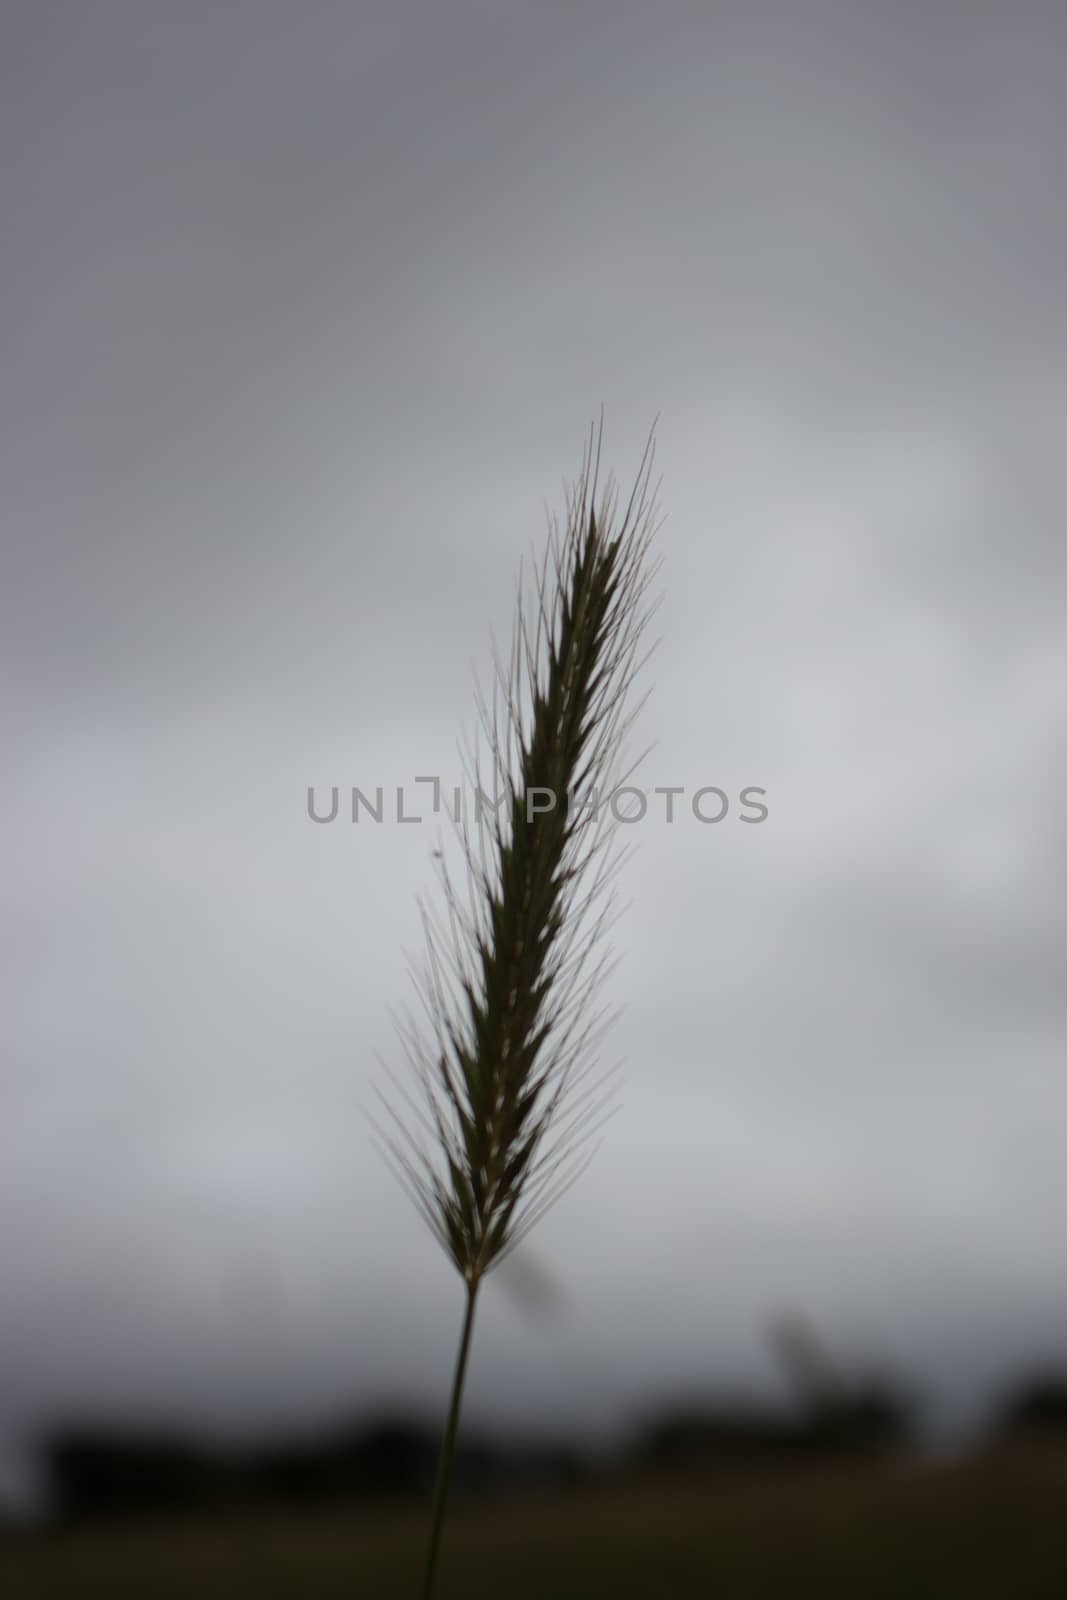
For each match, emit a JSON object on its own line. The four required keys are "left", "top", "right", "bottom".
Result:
{"left": 379, "top": 421, "right": 661, "bottom": 1286}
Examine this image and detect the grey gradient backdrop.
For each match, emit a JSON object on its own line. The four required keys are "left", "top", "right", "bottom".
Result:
{"left": 3, "top": 0, "right": 1066, "bottom": 1496}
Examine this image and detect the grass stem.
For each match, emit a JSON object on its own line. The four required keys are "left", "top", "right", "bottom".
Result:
{"left": 421, "top": 1280, "right": 480, "bottom": 1599}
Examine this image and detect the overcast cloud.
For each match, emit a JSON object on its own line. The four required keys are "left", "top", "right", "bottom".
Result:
{"left": 2, "top": 1, "right": 1066, "bottom": 1488}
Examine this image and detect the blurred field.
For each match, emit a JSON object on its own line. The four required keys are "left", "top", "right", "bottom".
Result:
{"left": 3, "top": 1444, "right": 1065, "bottom": 1597}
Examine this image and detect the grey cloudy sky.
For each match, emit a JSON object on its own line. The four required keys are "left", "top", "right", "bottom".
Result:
{"left": 3, "top": 0, "right": 1066, "bottom": 1478}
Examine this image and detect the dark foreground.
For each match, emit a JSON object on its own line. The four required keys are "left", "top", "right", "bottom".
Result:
{"left": 3, "top": 1445, "right": 1065, "bottom": 1597}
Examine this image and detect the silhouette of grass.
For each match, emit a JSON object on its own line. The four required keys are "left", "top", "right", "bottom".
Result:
{"left": 375, "top": 420, "right": 661, "bottom": 1595}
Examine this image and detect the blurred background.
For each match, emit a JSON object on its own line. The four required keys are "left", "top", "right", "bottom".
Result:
{"left": 3, "top": 1, "right": 1066, "bottom": 1591}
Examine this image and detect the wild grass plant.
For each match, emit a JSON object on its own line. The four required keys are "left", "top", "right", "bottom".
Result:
{"left": 377, "top": 423, "right": 661, "bottom": 1597}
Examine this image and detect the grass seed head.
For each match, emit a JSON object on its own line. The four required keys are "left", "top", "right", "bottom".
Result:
{"left": 380, "top": 421, "right": 661, "bottom": 1288}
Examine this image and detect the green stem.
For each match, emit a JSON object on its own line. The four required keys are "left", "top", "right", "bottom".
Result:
{"left": 421, "top": 1279, "right": 479, "bottom": 1600}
